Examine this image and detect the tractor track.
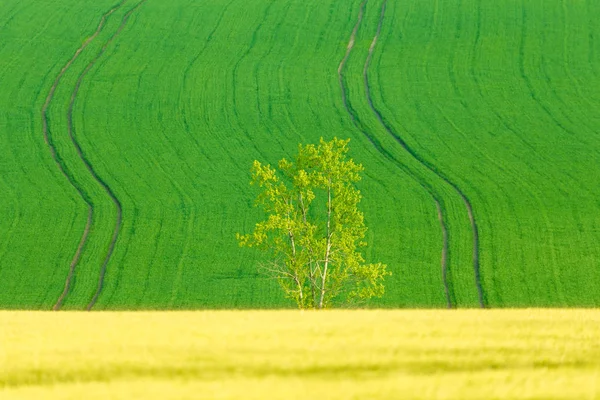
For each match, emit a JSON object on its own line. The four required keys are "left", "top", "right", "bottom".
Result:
{"left": 365, "top": 0, "right": 485, "bottom": 308}
{"left": 45, "top": 0, "right": 148, "bottom": 310}
{"left": 43, "top": 0, "right": 127, "bottom": 311}
{"left": 337, "top": 0, "right": 454, "bottom": 308}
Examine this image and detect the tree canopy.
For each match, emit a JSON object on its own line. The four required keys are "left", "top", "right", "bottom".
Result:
{"left": 237, "top": 137, "right": 390, "bottom": 309}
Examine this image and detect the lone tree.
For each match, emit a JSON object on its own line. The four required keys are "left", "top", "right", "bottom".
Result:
{"left": 237, "top": 137, "right": 390, "bottom": 309}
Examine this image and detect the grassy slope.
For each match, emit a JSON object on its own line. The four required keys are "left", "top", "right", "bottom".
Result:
{"left": 2, "top": 310, "right": 600, "bottom": 399}
{"left": 370, "top": 0, "right": 600, "bottom": 306}
{"left": 1, "top": 0, "right": 599, "bottom": 308}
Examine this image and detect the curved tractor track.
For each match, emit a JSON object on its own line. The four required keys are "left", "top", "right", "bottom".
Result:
{"left": 44, "top": 0, "right": 127, "bottom": 311}
{"left": 365, "top": 0, "right": 485, "bottom": 308}
{"left": 44, "top": 0, "right": 148, "bottom": 311}
{"left": 337, "top": 0, "right": 454, "bottom": 307}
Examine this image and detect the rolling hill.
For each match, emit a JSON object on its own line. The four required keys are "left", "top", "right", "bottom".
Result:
{"left": 1, "top": 0, "right": 599, "bottom": 309}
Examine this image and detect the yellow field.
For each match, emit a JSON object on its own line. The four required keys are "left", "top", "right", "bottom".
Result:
{"left": 1, "top": 310, "right": 599, "bottom": 399}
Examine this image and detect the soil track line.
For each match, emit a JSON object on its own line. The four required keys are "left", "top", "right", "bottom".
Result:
{"left": 338, "top": 0, "right": 453, "bottom": 308}
{"left": 74, "top": 0, "right": 149, "bottom": 311}
{"left": 43, "top": 1, "right": 127, "bottom": 311}
{"left": 365, "top": 1, "right": 485, "bottom": 308}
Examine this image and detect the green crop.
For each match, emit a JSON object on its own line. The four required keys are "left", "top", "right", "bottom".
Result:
{"left": 0, "top": 0, "right": 598, "bottom": 309}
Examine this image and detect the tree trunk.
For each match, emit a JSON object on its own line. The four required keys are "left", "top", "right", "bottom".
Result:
{"left": 319, "top": 179, "right": 332, "bottom": 309}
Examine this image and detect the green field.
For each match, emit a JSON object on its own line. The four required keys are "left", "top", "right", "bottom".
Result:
{"left": 1, "top": 0, "right": 599, "bottom": 309}
{"left": 2, "top": 310, "right": 600, "bottom": 399}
